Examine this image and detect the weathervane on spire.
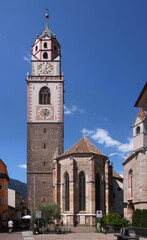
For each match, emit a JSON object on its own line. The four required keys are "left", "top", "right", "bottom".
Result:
{"left": 45, "top": 8, "right": 49, "bottom": 19}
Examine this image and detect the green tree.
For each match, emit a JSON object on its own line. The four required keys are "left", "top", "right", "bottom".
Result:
{"left": 31, "top": 203, "right": 61, "bottom": 227}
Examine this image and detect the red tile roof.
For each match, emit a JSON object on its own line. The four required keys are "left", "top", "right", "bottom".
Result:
{"left": 113, "top": 170, "right": 123, "bottom": 179}
{"left": 137, "top": 108, "right": 147, "bottom": 121}
{"left": 59, "top": 136, "right": 107, "bottom": 158}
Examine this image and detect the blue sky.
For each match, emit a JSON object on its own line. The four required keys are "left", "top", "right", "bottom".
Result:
{"left": 0, "top": 0, "right": 146, "bottom": 183}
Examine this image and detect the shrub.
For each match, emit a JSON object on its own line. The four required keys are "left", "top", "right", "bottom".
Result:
{"left": 100, "top": 212, "right": 129, "bottom": 231}
{"left": 140, "top": 209, "right": 147, "bottom": 228}
{"left": 132, "top": 209, "right": 142, "bottom": 227}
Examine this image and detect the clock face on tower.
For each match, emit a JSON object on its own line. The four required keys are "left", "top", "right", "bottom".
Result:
{"left": 37, "top": 106, "right": 53, "bottom": 120}
{"left": 38, "top": 62, "right": 53, "bottom": 74}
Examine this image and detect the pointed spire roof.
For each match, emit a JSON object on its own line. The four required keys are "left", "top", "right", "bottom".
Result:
{"left": 137, "top": 108, "right": 147, "bottom": 121}
{"left": 60, "top": 136, "right": 107, "bottom": 158}
{"left": 39, "top": 14, "right": 56, "bottom": 39}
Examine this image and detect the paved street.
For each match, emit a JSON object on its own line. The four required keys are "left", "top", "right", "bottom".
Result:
{"left": 0, "top": 232, "right": 23, "bottom": 240}
{"left": 0, "top": 228, "right": 147, "bottom": 240}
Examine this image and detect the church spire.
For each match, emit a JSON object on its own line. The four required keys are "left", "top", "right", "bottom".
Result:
{"left": 39, "top": 13, "right": 56, "bottom": 39}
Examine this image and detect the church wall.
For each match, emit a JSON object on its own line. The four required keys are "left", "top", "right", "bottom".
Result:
{"left": 123, "top": 150, "right": 147, "bottom": 220}
{"left": 59, "top": 155, "right": 106, "bottom": 226}
{"left": 27, "top": 123, "right": 63, "bottom": 211}
{"left": 27, "top": 173, "right": 53, "bottom": 211}
{"left": 143, "top": 118, "right": 147, "bottom": 147}
{"left": 27, "top": 82, "right": 63, "bottom": 123}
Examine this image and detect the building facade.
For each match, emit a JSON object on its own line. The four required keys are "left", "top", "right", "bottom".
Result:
{"left": 0, "top": 159, "right": 9, "bottom": 220}
{"left": 123, "top": 82, "right": 147, "bottom": 221}
{"left": 27, "top": 15, "right": 123, "bottom": 225}
{"left": 8, "top": 189, "right": 28, "bottom": 219}
{"left": 53, "top": 136, "right": 121, "bottom": 226}
{"left": 27, "top": 14, "right": 64, "bottom": 211}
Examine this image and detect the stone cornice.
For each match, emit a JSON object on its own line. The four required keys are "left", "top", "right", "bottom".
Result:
{"left": 26, "top": 75, "right": 64, "bottom": 82}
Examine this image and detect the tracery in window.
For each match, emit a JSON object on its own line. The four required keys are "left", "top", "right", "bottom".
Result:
{"left": 79, "top": 171, "right": 85, "bottom": 211}
{"left": 64, "top": 172, "right": 69, "bottom": 211}
{"left": 39, "top": 87, "right": 50, "bottom": 104}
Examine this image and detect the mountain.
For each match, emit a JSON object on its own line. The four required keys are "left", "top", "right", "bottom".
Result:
{"left": 9, "top": 178, "right": 27, "bottom": 200}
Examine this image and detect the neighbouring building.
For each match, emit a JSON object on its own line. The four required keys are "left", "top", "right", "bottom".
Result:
{"left": 8, "top": 189, "right": 28, "bottom": 220}
{"left": 0, "top": 159, "right": 9, "bottom": 221}
{"left": 123, "top": 82, "right": 147, "bottom": 221}
{"left": 112, "top": 170, "right": 123, "bottom": 216}
{"left": 26, "top": 14, "right": 123, "bottom": 225}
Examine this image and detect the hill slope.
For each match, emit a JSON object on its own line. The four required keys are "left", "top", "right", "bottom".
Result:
{"left": 9, "top": 178, "right": 27, "bottom": 200}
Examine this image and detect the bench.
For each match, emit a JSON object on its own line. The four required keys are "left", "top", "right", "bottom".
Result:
{"left": 114, "top": 228, "right": 140, "bottom": 240}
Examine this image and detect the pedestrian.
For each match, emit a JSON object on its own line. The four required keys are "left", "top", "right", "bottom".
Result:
{"left": 8, "top": 219, "right": 13, "bottom": 233}
{"left": 60, "top": 219, "right": 63, "bottom": 226}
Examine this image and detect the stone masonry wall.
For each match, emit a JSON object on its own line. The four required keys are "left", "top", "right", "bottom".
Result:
{"left": 27, "top": 123, "right": 63, "bottom": 211}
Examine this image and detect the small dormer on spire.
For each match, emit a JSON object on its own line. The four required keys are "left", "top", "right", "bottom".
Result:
{"left": 39, "top": 14, "right": 56, "bottom": 39}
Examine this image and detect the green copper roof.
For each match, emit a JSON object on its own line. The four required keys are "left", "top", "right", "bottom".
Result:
{"left": 39, "top": 14, "right": 56, "bottom": 39}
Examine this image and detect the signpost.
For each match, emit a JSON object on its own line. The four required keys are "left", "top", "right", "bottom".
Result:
{"left": 96, "top": 210, "right": 102, "bottom": 218}
{"left": 36, "top": 211, "right": 41, "bottom": 219}
{"left": 96, "top": 210, "right": 102, "bottom": 232}
{"left": 35, "top": 211, "right": 41, "bottom": 233}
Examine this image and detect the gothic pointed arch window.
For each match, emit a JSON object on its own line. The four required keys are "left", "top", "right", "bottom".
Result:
{"left": 64, "top": 172, "right": 69, "bottom": 211}
{"left": 39, "top": 86, "right": 50, "bottom": 104}
{"left": 95, "top": 173, "right": 100, "bottom": 210}
{"left": 79, "top": 171, "right": 85, "bottom": 211}
{"left": 128, "top": 169, "right": 133, "bottom": 199}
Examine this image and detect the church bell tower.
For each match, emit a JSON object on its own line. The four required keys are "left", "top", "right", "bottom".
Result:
{"left": 27, "top": 14, "right": 64, "bottom": 211}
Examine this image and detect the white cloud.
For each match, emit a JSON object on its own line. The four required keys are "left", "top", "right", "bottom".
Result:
{"left": 104, "top": 117, "right": 108, "bottom": 121}
{"left": 91, "top": 128, "right": 120, "bottom": 147}
{"left": 81, "top": 128, "right": 95, "bottom": 136}
{"left": 117, "top": 138, "right": 133, "bottom": 153}
{"left": 82, "top": 127, "right": 133, "bottom": 155}
{"left": 19, "top": 164, "right": 27, "bottom": 169}
{"left": 109, "top": 152, "right": 126, "bottom": 159}
{"left": 64, "top": 105, "right": 77, "bottom": 115}
{"left": 64, "top": 104, "right": 85, "bottom": 116}
{"left": 23, "top": 51, "right": 31, "bottom": 63}
{"left": 23, "top": 56, "right": 30, "bottom": 63}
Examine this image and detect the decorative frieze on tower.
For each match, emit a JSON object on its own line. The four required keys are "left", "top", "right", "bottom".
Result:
{"left": 27, "top": 14, "right": 64, "bottom": 211}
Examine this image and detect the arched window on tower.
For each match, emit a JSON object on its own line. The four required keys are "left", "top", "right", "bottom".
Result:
{"left": 44, "top": 42, "right": 47, "bottom": 48}
{"left": 95, "top": 173, "right": 100, "bottom": 210}
{"left": 128, "top": 169, "right": 133, "bottom": 199}
{"left": 79, "top": 171, "right": 85, "bottom": 211}
{"left": 136, "top": 126, "right": 140, "bottom": 135}
{"left": 39, "top": 87, "right": 50, "bottom": 104}
{"left": 64, "top": 172, "right": 69, "bottom": 211}
{"left": 43, "top": 52, "right": 48, "bottom": 59}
